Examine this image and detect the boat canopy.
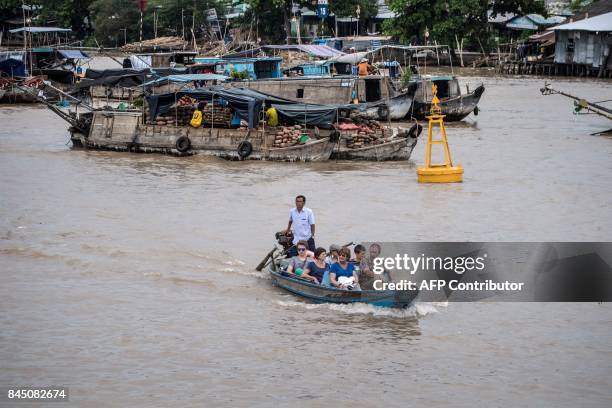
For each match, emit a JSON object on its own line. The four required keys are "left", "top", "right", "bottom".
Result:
{"left": 271, "top": 102, "right": 365, "bottom": 129}
{"left": 147, "top": 87, "right": 292, "bottom": 128}
{"left": 77, "top": 68, "right": 187, "bottom": 88}
{"left": 146, "top": 87, "right": 365, "bottom": 129}
{"left": 58, "top": 49, "right": 90, "bottom": 60}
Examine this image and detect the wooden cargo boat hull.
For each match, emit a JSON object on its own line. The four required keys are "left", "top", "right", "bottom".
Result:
{"left": 70, "top": 111, "right": 334, "bottom": 161}
{"left": 226, "top": 76, "right": 416, "bottom": 121}
{"left": 269, "top": 269, "right": 419, "bottom": 309}
{"left": 331, "top": 134, "right": 418, "bottom": 161}
{"left": 412, "top": 84, "right": 485, "bottom": 121}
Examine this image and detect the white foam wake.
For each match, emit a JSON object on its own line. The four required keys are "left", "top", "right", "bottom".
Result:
{"left": 276, "top": 299, "right": 445, "bottom": 319}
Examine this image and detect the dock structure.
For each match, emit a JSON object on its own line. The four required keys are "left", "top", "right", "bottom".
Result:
{"left": 496, "top": 61, "right": 612, "bottom": 78}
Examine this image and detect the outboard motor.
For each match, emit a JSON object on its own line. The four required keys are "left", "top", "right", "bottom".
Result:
{"left": 275, "top": 230, "right": 294, "bottom": 252}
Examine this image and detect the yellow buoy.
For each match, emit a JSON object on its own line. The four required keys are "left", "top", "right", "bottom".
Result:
{"left": 417, "top": 84, "right": 463, "bottom": 183}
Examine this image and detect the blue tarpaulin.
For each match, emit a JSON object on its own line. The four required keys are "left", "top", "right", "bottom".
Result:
{"left": 0, "top": 58, "right": 26, "bottom": 77}
{"left": 58, "top": 49, "right": 90, "bottom": 59}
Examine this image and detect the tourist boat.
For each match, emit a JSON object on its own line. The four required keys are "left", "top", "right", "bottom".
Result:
{"left": 268, "top": 266, "right": 418, "bottom": 309}
{"left": 410, "top": 75, "right": 485, "bottom": 121}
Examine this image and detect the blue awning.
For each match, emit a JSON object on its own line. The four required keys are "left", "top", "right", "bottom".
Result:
{"left": 9, "top": 27, "right": 72, "bottom": 34}
{"left": 58, "top": 49, "right": 90, "bottom": 59}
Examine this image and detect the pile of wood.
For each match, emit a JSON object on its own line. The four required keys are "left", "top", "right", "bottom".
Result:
{"left": 345, "top": 121, "right": 392, "bottom": 149}
{"left": 121, "top": 36, "right": 188, "bottom": 52}
{"left": 271, "top": 125, "right": 306, "bottom": 148}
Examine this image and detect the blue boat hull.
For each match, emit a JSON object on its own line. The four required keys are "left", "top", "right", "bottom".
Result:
{"left": 269, "top": 269, "right": 418, "bottom": 309}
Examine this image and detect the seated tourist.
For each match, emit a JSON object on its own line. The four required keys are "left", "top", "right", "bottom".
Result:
{"left": 302, "top": 247, "right": 329, "bottom": 284}
{"left": 330, "top": 247, "right": 359, "bottom": 289}
{"left": 351, "top": 244, "right": 366, "bottom": 275}
{"left": 325, "top": 244, "right": 340, "bottom": 265}
{"left": 286, "top": 240, "right": 312, "bottom": 276}
{"left": 358, "top": 243, "right": 390, "bottom": 290}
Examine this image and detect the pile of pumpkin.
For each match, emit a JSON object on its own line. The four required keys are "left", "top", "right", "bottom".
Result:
{"left": 344, "top": 121, "right": 392, "bottom": 149}
{"left": 271, "top": 125, "right": 307, "bottom": 148}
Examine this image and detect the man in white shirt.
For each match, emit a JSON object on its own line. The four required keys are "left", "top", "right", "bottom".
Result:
{"left": 285, "top": 195, "right": 316, "bottom": 256}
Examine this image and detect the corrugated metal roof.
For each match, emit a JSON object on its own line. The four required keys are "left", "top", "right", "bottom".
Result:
{"left": 552, "top": 11, "right": 612, "bottom": 31}
{"left": 9, "top": 26, "right": 71, "bottom": 33}
{"left": 263, "top": 45, "right": 345, "bottom": 58}
{"left": 144, "top": 74, "right": 229, "bottom": 85}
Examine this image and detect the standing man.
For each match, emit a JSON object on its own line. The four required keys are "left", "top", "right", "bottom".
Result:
{"left": 286, "top": 195, "right": 316, "bottom": 256}
{"left": 265, "top": 102, "right": 278, "bottom": 126}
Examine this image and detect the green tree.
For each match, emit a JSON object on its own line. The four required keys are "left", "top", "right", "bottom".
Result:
{"left": 90, "top": 0, "right": 140, "bottom": 46}
{"left": 329, "top": 0, "right": 377, "bottom": 19}
{"left": 384, "top": 0, "right": 547, "bottom": 51}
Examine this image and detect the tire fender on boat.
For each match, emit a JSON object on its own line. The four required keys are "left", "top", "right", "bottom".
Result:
{"left": 377, "top": 105, "right": 390, "bottom": 120}
{"left": 408, "top": 123, "right": 423, "bottom": 139}
{"left": 237, "top": 140, "right": 253, "bottom": 159}
{"left": 329, "top": 130, "right": 340, "bottom": 143}
{"left": 175, "top": 136, "right": 191, "bottom": 153}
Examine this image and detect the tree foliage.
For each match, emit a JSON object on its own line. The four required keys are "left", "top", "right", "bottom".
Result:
{"left": 329, "top": 0, "right": 378, "bottom": 19}
{"left": 384, "top": 0, "right": 547, "bottom": 51}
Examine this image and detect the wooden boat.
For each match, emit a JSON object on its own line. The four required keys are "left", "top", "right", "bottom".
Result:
{"left": 69, "top": 111, "right": 334, "bottom": 161}
{"left": 225, "top": 75, "right": 416, "bottom": 121}
{"left": 331, "top": 132, "right": 418, "bottom": 161}
{"left": 269, "top": 268, "right": 419, "bottom": 309}
{"left": 410, "top": 75, "right": 485, "bottom": 121}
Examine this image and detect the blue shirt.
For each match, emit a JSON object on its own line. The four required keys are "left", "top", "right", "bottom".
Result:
{"left": 306, "top": 261, "right": 329, "bottom": 282}
{"left": 330, "top": 262, "right": 354, "bottom": 279}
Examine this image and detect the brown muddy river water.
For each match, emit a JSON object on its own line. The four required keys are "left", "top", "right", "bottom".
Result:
{"left": 1, "top": 76, "right": 612, "bottom": 407}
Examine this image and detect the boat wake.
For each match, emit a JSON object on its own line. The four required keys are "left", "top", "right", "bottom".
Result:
{"left": 276, "top": 299, "right": 447, "bottom": 319}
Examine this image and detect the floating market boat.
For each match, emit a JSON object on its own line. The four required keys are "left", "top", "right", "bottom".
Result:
{"left": 331, "top": 130, "right": 419, "bottom": 161}
{"left": 224, "top": 75, "right": 417, "bottom": 121}
{"left": 268, "top": 266, "right": 418, "bottom": 309}
{"left": 410, "top": 75, "right": 485, "bottom": 121}
{"left": 69, "top": 110, "right": 335, "bottom": 161}
{"left": 32, "top": 82, "right": 418, "bottom": 161}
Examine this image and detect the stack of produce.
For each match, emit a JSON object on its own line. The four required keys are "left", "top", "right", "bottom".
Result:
{"left": 271, "top": 125, "right": 305, "bottom": 148}
{"left": 145, "top": 103, "right": 234, "bottom": 127}
{"left": 202, "top": 105, "right": 232, "bottom": 127}
{"left": 146, "top": 105, "right": 195, "bottom": 126}
{"left": 344, "top": 121, "right": 392, "bottom": 149}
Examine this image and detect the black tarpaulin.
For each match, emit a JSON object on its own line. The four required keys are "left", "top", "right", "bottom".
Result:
{"left": 146, "top": 87, "right": 294, "bottom": 129}
{"left": 272, "top": 103, "right": 366, "bottom": 128}
{"left": 146, "top": 87, "right": 367, "bottom": 129}
{"left": 84, "top": 67, "right": 186, "bottom": 80}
